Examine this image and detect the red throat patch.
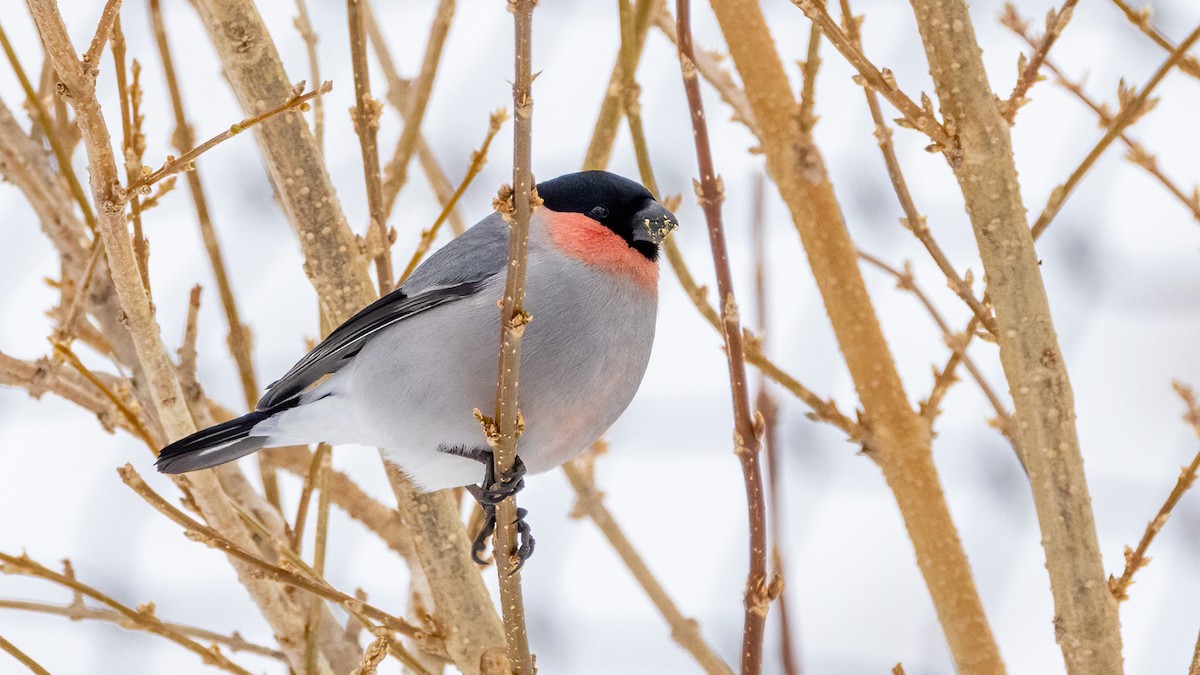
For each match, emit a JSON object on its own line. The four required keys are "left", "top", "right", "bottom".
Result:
{"left": 543, "top": 207, "right": 658, "bottom": 292}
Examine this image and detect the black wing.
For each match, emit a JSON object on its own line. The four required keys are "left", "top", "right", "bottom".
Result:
{"left": 255, "top": 280, "right": 484, "bottom": 409}
{"left": 256, "top": 213, "right": 510, "bottom": 410}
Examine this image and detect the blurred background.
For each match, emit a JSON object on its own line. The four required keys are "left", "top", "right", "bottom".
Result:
{"left": 2, "top": 0, "right": 1199, "bottom": 672}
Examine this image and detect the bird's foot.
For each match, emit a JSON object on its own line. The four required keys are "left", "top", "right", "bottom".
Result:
{"left": 469, "top": 454, "right": 527, "bottom": 506}
{"left": 469, "top": 504, "right": 536, "bottom": 569}
{"left": 467, "top": 455, "right": 534, "bottom": 569}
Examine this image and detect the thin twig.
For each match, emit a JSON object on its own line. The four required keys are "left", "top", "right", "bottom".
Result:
{"left": 363, "top": 1, "right": 467, "bottom": 235}
{"left": 0, "top": 20, "right": 97, "bottom": 230}
{"left": 111, "top": 17, "right": 152, "bottom": 306}
{"left": 485, "top": 0, "right": 537, "bottom": 671}
{"left": 0, "top": 552, "right": 253, "bottom": 675}
{"left": 291, "top": 443, "right": 331, "bottom": 552}
{"left": 838, "top": 0, "right": 997, "bottom": 336}
{"left": 789, "top": 0, "right": 955, "bottom": 152}
{"left": 1107, "top": 0, "right": 1200, "bottom": 80}
{"left": 117, "top": 465, "right": 429, "bottom": 641}
{"left": 0, "top": 599, "right": 286, "bottom": 660}
{"left": 1107, "top": 382, "right": 1200, "bottom": 602}
{"left": 293, "top": 0, "right": 324, "bottom": 150}
{"left": 380, "top": 0, "right": 456, "bottom": 217}
{"left": 348, "top": 0, "right": 394, "bottom": 294}
{"left": 583, "top": 0, "right": 659, "bottom": 170}
{"left": 750, "top": 174, "right": 800, "bottom": 675}
{"left": 858, "top": 252, "right": 1021, "bottom": 458}
{"left": 1000, "top": 0, "right": 1078, "bottom": 123}
{"left": 0, "top": 633, "right": 51, "bottom": 675}
{"left": 1031, "top": 24, "right": 1200, "bottom": 239}
{"left": 1002, "top": 10, "right": 1200, "bottom": 223}
{"left": 798, "top": 1, "right": 823, "bottom": 133}
{"left": 677, "top": 3, "right": 771, "bottom": 671}
{"left": 563, "top": 461, "right": 733, "bottom": 674}
{"left": 82, "top": 0, "right": 122, "bottom": 72}
{"left": 127, "top": 82, "right": 332, "bottom": 195}
{"left": 398, "top": 109, "right": 508, "bottom": 284}
{"left": 51, "top": 341, "right": 157, "bottom": 449}
{"left": 304, "top": 445, "right": 334, "bottom": 673}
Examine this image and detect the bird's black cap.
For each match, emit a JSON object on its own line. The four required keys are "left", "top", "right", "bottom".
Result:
{"left": 537, "top": 171, "right": 676, "bottom": 261}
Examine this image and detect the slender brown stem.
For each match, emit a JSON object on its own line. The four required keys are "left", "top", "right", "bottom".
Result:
{"left": 293, "top": 0, "right": 324, "bottom": 150}
{"left": 0, "top": 552, "right": 253, "bottom": 675}
{"left": 583, "top": 0, "right": 659, "bottom": 170}
{"left": 117, "top": 465, "right": 429, "bottom": 641}
{"left": 485, "top": 1, "right": 537, "bottom": 671}
{"left": 677, "top": 3, "right": 770, "bottom": 672}
{"left": 348, "top": 0, "right": 394, "bottom": 294}
{"left": 709, "top": 0, "right": 1003, "bottom": 670}
{"left": 1031, "top": 24, "right": 1200, "bottom": 240}
{"left": 363, "top": 1, "right": 467, "bottom": 236}
{"left": 789, "top": 0, "right": 955, "bottom": 151}
{"left": 1107, "top": 0, "right": 1200, "bottom": 80}
{"left": 128, "top": 83, "right": 331, "bottom": 195}
{"left": 398, "top": 109, "right": 508, "bottom": 284}
{"left": 1001, "top": 0, "right": 1078, "bottom": 122}
{"left": 0, "top": 599, "right": 286, "bottom": 660}
{"left": 111, "top": 17, "right": 151, "bottom": 297}
{"left": 380, "top": 0, "right": 456, "bottom": 217}
{"left": 836, "top": 0, "right": 996, "bottom": 336}
{"left": 1001, "top": 10, "right": 1200, "bottom": 224}
{"left": 82, "top": 0, "right": 122, "bottom": 72}
{"left": 858, "top": 252, "right": 1021, "bottom": 458}
{"left": 1108, "top": 382, "right": 1200, "bottom": 601}
{"left": 0, "top": 20, "right": 97, "bottom": 231}
{"left": 750, "top": 174, "right": 800, "bottom": 675}
{"left": 563, "top": 461, "right": 733, "bottom": 674}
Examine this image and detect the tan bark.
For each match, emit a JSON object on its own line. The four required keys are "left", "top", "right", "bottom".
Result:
{"left": 906, "top": 0, "right": 1123, "bottom": 671}
{"left": 189, "top": 2, "right": 506, "bottom": 672}
{"left": 706, "top": 0, "right": 1004, "bottom": 672}
{"left": 24, "top": 2, "right": 354, "bottom": 671}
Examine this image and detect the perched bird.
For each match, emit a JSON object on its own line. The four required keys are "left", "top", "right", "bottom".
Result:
{"left": 156, "top": 170, "right": 677, "bottom": 564}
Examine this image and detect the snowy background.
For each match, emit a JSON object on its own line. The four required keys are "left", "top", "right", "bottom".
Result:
{"left": 2, "top": 0, "right": 1200, "bottom": 673}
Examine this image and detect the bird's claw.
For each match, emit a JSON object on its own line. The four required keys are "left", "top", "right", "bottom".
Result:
{"left": 468, "top": 454, "right": 534, "bottom": 569}
{"left": 470, "top": 505, "right": 535, "bottom": 570}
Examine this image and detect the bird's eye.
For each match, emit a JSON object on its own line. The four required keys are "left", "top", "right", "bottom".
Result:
{"left": 589, "top": 206, "right": 610, "bottom": 219}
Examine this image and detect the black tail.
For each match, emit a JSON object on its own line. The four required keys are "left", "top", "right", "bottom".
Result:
{"left": 156, "top": 409, "right": 275, "bottom": 474}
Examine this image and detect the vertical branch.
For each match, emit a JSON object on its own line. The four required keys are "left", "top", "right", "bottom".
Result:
{"left": 582, "top": 0, "right": 657, "bottom": 170}
{"left": 905, "top": 0, "right": 1123, "bottom": 671}
{"left": 380, "top": 0, "right": 456, "bottom": 217}
{"left": 293, "top": 0, "right": 324, "bottom": 151}
{"left": 487, "top": 1, "right": 536, "bottom": 672}
{"left": 706, "top": 0, "right": 1004, "bottom": 672}
{"left": 148, "top": 0, "right": 273, "bottom": 509}
{"left": 185, "top": 1, "right": 505, "bottom": 671}
{"left": 751, "top": 174, "right": 800, "bottom": 675}
{"left": 347, "top": 0, "right": 393, "bottom": 294}
{"left": 676, "top": 4, "right": 770, "bottom": 672}
{"left": 563, "top": 461, "right": 733, "bottom": 674}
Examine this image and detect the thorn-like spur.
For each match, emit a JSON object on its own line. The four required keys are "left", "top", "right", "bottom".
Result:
{"left": 467, "top": 454, "right": 535, "bottom": 569}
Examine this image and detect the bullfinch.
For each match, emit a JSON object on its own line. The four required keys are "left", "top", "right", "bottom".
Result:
{"left": 156, "top": 170, "right": 677, "bottom": 564}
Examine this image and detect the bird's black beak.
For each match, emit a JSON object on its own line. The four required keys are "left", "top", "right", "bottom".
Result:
{"left": 631, "top": 201, "right": 678, "bottom": 246}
